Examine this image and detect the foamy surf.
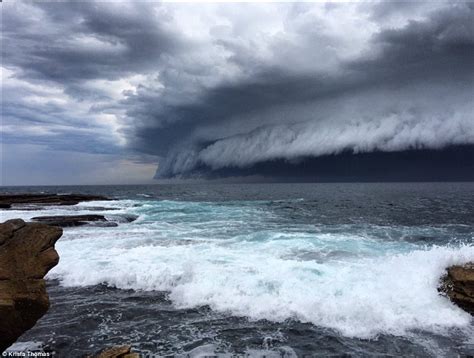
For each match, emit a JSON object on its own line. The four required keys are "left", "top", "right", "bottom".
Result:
{"left": 41, "top": 199, "right": 474, "bottom": 340}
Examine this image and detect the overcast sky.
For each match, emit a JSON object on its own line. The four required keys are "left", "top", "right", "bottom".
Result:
{"left": 2, "top": 1, "right": 473, "bottom": 185}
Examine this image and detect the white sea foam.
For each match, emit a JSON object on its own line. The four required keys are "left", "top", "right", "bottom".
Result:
{"left": 45, "top": 200, "right": 474, "bottom": 339}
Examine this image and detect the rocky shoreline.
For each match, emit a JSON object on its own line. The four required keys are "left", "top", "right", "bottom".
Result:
{"left": 0, "top": 217, "right": 140, "bottom": 356}
{"left": 0, "top": 194, "right": 140, "bottom": 356}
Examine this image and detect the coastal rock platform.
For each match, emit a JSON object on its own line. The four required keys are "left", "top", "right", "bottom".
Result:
{"left": 0, "top": 219, "right": 63, "bottom": 352}
{"left": 0, "top": 194, "right": 110, "bottom": 209}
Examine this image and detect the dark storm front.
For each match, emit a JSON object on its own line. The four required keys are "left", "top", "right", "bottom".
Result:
{"left": 2, "top": 183, "right": 474, "bottom": 357}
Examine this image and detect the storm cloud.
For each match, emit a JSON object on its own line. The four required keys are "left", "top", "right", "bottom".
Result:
{"left": 2, "top": 1, "right": 473, "bottom": 183}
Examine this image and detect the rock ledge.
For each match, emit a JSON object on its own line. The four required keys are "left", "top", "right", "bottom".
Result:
{"left": 31, "top": 214, "right": 112, "bottom": 227}
{"left": 0, "top": 219, "right": 63, "bottom": 352}
{"left": 0, "top": 194, "right": 110, "bottom": 208}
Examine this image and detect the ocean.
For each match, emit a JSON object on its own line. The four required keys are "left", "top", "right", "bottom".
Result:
{"left": 1, "top": 183, "right": 473, "bottom": 357}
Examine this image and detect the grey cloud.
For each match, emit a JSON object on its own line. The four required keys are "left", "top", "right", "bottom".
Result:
{"left": 3, "top": 2, "right": 473, "bottom": 182}
{"left": 2, "top": 2, "right": 185, "bottom": 160}
{"left": 356, "top": 3, "right": 474, "bottom": 78}
{"left": 3, "top": 2, "right": 183, "bottom": 82}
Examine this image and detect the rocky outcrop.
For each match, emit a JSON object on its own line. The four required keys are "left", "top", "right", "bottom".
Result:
{"left": 31, "top": 214, "right": 115, "bottom": 227}
{"left": 0, "top": 194, "right": 110, "bottom": 208}
{"left": 0, "top": 219, "right": 63, "bottom": 352}
{"left": 91, "top": 345, "right": 140, "bottom": 358}
{"left": 439, "top": 262, "right": 474, "bottom": 315}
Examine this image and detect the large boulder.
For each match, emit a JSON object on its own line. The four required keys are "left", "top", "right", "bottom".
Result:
{"left": 439, "top": 263, "right": 474, "bottom": 315}
{"left": 0, "top": 219, "right": 63, "bottom": 352}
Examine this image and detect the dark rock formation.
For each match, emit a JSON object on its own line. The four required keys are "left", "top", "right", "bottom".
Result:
{"left": 31, "top": 214, "right": 116, "bottom": 227}
{"left": 0, "top": 219, "right": 63, "bottom": 352}
{"left": 109, "top": 214, "right": 139, "bottom": 224}
{"left": 0, "top": 194, "right": 110, "bottom": 208}
{"left": 439, "top": 263, "right": 474, "bottom": 315}
{"left": 90, "top": 345, "right": 140, "bottom": 358}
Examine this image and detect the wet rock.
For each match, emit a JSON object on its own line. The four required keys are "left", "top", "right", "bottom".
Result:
{"left": 439, "top": 262, "right": 474, "bottom": 315}
{"left": 0, "top": 219, "right": 63, "bottom": 352}
{"left": 80, "top": 206, "right": 120, "bottom": 212}
{"left": 110, "top": 214, "right": 139, "bottom": 224}
{"left": 0, "top": 194, "right": 110, "bottom": 208}
{"left": 90, "top": 345, "right": 140, "bottom": 358}
{"left": 31, "top": 214, "right": 109, "bottom": 227}
{"left": 122, "top": 214, "right": 139, "bottom": 223}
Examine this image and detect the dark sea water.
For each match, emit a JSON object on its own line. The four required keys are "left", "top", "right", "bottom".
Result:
{"left": 1, "top": 183, "right": 474, "bottom": 357}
